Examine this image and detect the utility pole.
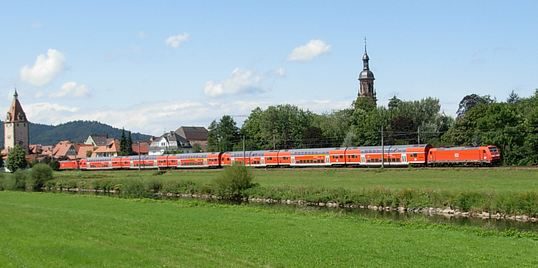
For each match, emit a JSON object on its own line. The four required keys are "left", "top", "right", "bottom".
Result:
{"left": 273, "top": 133, "right": 276, "bottom": 150}
{"left": 381, "top": 125, "right": 385, "bottom": 169}
{"left": 417, "top": 126, "right": 421, "bottom": 144}
{"left": 242, "top": 135, "right": 246, "bottom": 166}
{"left": 138, "top": 141, "right": 141, "bottom": 171}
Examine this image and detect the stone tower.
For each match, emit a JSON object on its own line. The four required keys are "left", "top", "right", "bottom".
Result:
{"left": 4, "top": 90, "right": 29, "bottom": 153}
{"left": 358, "top": 39, "right": 376, "bottom": 104}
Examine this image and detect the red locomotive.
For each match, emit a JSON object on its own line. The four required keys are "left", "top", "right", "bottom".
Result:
{"left": 59, "top": 144, "right": 501, "bottom": 170}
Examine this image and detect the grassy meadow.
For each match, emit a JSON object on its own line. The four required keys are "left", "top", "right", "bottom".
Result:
{"left": 55, "top": 167, "right": 538, "bottom": 193}
{"left": 0, "top": 191, "right": 537, "bottom": 267}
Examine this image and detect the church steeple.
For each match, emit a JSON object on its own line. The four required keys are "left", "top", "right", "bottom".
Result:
{"left": 358, "top": 38, "right": 376, "bottom": 104}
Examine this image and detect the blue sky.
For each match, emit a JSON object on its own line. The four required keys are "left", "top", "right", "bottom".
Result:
{"left": 1, "top": 1, "right": 537, "bottom": 135}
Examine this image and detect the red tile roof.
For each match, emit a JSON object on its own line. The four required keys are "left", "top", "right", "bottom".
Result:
{"left": 132, "top": 142, "right": 149, "bottom": 155}
{"left": 75, "top": 144, "right": 94, "bottom": 159}
{"left": 52, "top": 141, "right": 76, "bottom": 159}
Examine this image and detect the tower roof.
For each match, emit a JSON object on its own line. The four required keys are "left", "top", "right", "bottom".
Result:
{"left": 5, "top": 90, "right": 27, "bottom": 123}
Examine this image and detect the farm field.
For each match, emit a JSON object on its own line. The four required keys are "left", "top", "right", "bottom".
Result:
{"left": 55, "top": 167, "right": 538, "bottom": 193}
{"left": 0, "top": 191, "right": 536, "bottom": 267}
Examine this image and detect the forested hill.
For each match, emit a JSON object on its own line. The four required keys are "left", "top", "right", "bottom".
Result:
{"left": 0, "top": 120, "right": 152, "bottom": 147}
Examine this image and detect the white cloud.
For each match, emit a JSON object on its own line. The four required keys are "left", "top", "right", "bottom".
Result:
{"left": 50, "top": 82, "right": 90, "bottom": 98}
{"left": 19, "top": 98, "right": 351, "bottom": 136}
{"left": 288, "top": 40, "right": 331, "bottom": 62}
{"left": 20, "top": 49, "right": 65, "bottom": 86}
{"left": 274, "top": 67, "right": 286, "bottom": 77}
{"left": 204, "top": 68, "right": 264, "bottom": 97}
{"left": 25, "top": 102, "right": 79, "bottom": 118}
{"left": 165, "top": 33, "right": 190, "bottom": 48}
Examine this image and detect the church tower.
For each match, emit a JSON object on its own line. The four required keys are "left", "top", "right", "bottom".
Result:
{"left": 358, "top": 39, "right": 376, "bottom": 104}
{"left": 4, "top": 90, "right": 29, "bottom": 153}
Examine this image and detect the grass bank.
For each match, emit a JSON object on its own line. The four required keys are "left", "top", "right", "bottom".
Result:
{"left": 0, "top": 191, "right": 536, "bottom": 267}
{"left": 42, "top": 168, "right": 538, "bottom": 217}
{"left": 54, "top": 167, "right": 538, "bottom": 193}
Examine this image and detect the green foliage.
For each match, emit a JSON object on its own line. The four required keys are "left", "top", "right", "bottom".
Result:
{"left": 191, "top": 143, "right": 202, "bottom": 153}
{"left": 118, "top": 179, "right": 148, "bottom": 198}
{"left": 1, "top": 169, "right": 29, "bottom": 191}
{"left": 456, "top": 94, "right": 494, "bottom": 118}
{"left": 442, "top": 92, "right": 538, "bottom": 165}
{"left": 213, "top": 164, "right": 255, "bottom": 200}
{"left": 119, "top": 128, "right": 128, "bottom": 156}
{"left": 207, "top": 115, "right": 240, "bottom": 151}
{"left": 241, "top": 105, "right": 318, "bottom": 150}
{"left": 161, "top": 180, "right": 202, "bottom": 195}
{"left": 5, "top": 145, "right": 27, "bottom": 172}
{"left": 29, "top": 163, "right": 54, "bottom": 191}
{"left": 48, "top": 160, "right": 60, "bottom": 171}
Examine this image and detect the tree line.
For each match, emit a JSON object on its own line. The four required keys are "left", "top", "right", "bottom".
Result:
{"left": 207, "top": 90, "right": 538, "bottom": 165}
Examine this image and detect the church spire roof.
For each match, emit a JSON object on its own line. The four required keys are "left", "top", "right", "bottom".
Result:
{"left": 6, "top": 89, "right": 27, "bottom": 123}
{"left": 362, "top": 37, "right": 370, "bottom": 64}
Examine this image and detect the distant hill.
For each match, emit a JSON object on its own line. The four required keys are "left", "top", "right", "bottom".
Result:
{"left": 0, "top": 120, "right": 153, "bottom": 147}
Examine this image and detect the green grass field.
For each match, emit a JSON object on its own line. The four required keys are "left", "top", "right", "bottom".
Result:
{"left": 0, "top": 191, "right": 536, "bottom": 267}
{"left": 56, "top": 167, "right": 538, "bottom": 193}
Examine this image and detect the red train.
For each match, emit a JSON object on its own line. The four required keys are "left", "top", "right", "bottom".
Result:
{"left": 59, "top": 144, "right": 501, "bottom": 170}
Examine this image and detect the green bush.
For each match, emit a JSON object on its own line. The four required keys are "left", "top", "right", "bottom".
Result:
{"left": 27, "top": 163, "right": 54, "bottom": 191}
{"left": 145, "top": 178, "right": 163, "bottom": 193}
{"left": 49, "top": 160, "right": 60, "bottom": 171}
{"left": 0, "top": 172, "right": 6, "bottom": 190}
{"left": 161, "top": 180, "right": 201, "bottom": 194}
{"left": 213, "top": 164, "right": 255, "bottom": 200}
{"left": 118, "top": 179, "right": 148, "bottom": 198}
{"left": 12, "top": 169, "right": 28, "bottom": 191}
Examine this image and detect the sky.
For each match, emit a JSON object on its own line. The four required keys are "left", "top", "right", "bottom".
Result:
{"left": 1, "top": 0, "right": 537, "bottom": 136}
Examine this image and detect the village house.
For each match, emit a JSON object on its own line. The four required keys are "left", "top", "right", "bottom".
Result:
{"left": 52, "top": 141, "right": 77, "bottom": 160}
{"left": 76, "top": 144, "right": 95, "bottom": 159}
{"left": 92, "top": 139, "right": 121, "bottom": 157}
{"left": 84, "top": 134, "right": 110, "bottom": 146}
{"left": 132, "top": 141, "right": 150, "bottom": 155}
{"left": 149, "top": 131, "right": 192, "bottom": 155}
{"left": 175, "top": 126, "right": 208, "bottom": 151}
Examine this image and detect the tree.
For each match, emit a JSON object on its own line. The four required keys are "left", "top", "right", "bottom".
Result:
{"left": 127, "top": 131, "right": 134, "bottom": 155}
{"left": 314, "top": 109, "right": 353, "bottom": 147}
{"left": 206, "top": 116, "right": 240, "bottom": 152}
{"left": 119, "top": 128, "right": 128, "bottom": 156}
{"left": 456, "top": 94, "right": 494, "bottom": 118}
{"left": 191, "top": 143, "right": 202, "bottom": 153}
{"left": 388, "top": 95, "right": 402, "bottom": 110}
{"left": 218, "top": 115, "right": 240, "bottom": 151}
{"left": 206, "top": 120, "right": 220, "bottom": 152}
{"left": 507, "top": 90, "right": 521, "bottom": 104}
{"left": 353, "top": 96, "right": 376, "bottom": 112}
{"left": 5, "top": 145, "right": 27, "bottom": 172}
